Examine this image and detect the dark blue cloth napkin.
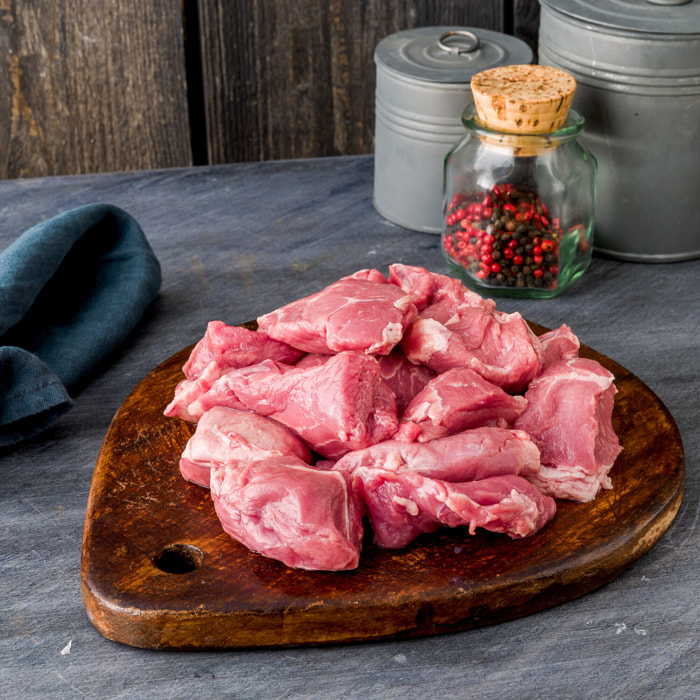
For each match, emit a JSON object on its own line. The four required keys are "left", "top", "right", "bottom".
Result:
{"left": 0, "top": 203, "right": 161, "bottom": 448}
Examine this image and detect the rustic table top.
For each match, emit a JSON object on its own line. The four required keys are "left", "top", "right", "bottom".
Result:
{"left": 1, "top": 155, "right": 698, "bottom": 699}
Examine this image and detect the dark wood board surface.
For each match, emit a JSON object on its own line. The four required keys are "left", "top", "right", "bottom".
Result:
{"left": 81, "top": 324, "right": 684, "bottom": 650}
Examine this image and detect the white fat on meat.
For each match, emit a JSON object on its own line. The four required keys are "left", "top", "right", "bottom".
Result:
{"left": 514, "top": 357, "right": 622, "bottom": 502}
{"left": 256, "top": 269, "right": 417, "bottom": 355}
{"left": 179, "top": 406, "right": 312, "bottom": 487}
{"left": 397, "top": 367, "right": 528, "bottom": 442}
{"left": 352, "top": 468, "right": 556, "bottom": 548}
{"left": 331, "top": 426, "right": 541, "bottom": 483}
{"left": 210, "top": 456, "right": 364, "bottom": 571}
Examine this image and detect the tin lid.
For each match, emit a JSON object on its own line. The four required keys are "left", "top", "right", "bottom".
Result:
{"left": 374, "top": 26, "right": 533, "bottom": 85}
{"left": 540, "top": 0, "right": 700, "bottom": 35}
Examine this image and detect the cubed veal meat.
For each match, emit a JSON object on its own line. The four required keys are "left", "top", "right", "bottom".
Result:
{"left": 400, "top": 314, "right": 541, "bottom": 394}
{"left": 257, "top": 269, "right": 417, "bottom": 355}
{"left": 352, "top": 468, "right": 556, "bottom": 548}
{"left": 179, "top": 406, "right": 312, "bottom": 487}
{"left": 514, "top": 357, "right": 622, "bottom": 502}
{"left": 182, "top": 321, "right": 303, "bottom": 380}
{"left": 538, "top": 324, "right": 580, "bottom": 368}
{"left": 397, "top": 367, "right": 528, "bottom": 442}
{"left": 210, "top": 456, "right": 364, "bottom": 571}
{"left": 387, "top": 263, "right": 495, "bottom": 319}
{"left": 330, "top": 426, "right": 541, "bottom": 483}
{"left": 168, "top": 351, "right": 399, "bottom": 460}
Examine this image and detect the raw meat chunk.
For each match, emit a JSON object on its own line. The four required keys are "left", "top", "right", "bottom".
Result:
{"left": 211, "top": 456, "right": 363, "bottom": 570}
{"left": 169, "top": 351, "right": 399, "bottom": 459}
{"left": 294, "top": 348, "right": 436, "bottom": 416}
{"left": 292, "top": 353, "right": 330, "bottom": 369}
{"left": 165, "top": 360, "right": 248, "bottom": 422}
{"left": 514, "top": 358, "right": 622, "bottom": 502}
{"left": 391, "top": 266, "right": 542, "bottom": 392}
{"left": 388, "top": 263, "right": 495, "bottom": 319}
{"left": 257, "top": 269, "right": 417, "bottom": 355}
{"left": 377, "top": 350, "right": 436, "bottom": 414}
{"left": 397, "top": 367, "right": 527, "bottom": 442}
{"left": 182, "top": 321, "right": 304, "bottom": 380}
{"left": 400, "top": 314, "right": 541, "bottom": 393}
{"left": 179, "top": 406, "right": 312, "bottom": 487}
{"left": 352, "top": 468, "right": 556, "bottom": 548}
{"left": 330, "top": 427, "right": 541, "bottom": 483}
{"left": 538, "top": 324, "right": 580, "bottom": 368}
{"left": 446, "top": 307, "right": 542, "bottom": 392}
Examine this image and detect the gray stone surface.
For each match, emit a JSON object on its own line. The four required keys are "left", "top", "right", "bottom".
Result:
{"left": 1, "top": 156, "right": 698, "bottom": 699}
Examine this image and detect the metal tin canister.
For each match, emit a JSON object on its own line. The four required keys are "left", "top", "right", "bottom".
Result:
{"left": 373, "top": 26, "right": 533, "bottom": 233}
{"left": 539, "top": 0, "right": 700, "bottom": 262}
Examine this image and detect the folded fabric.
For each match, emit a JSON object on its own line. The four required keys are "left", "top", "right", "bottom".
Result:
{"left": 0, "top": 203, "right": 161, "bottom": 448}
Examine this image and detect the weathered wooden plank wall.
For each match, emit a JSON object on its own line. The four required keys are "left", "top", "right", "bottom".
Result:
{"left": 197, "top": 0, "right": 540, "bottom": 164}
{"left": 0, "top": 0, "right": 192, "bottom": 180}
{"left": 0, "top": 0, "right": 540, "bottom": 180}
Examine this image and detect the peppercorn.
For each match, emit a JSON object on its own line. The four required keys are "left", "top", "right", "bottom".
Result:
{"left": 442, "top": 182, "right": 565, "bottom": 291}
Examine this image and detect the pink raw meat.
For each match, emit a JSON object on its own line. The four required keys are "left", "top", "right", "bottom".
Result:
{"left": 400, "top": 314, "right": 541, "bottom": 393}
{"left": 182, "top": 321, "right": 304, "bottom": 380}
{"left": 292, "top": 353, "right": 330, "bottom": 369}
{"left": 169, "top": 351, "right": 399, "bottom": 459}
{"left": 165, "top": 361, "right": 248, "bottom": 422}
{"left": 538, "top": 324, "right": 580, "bottom": 368}
{"left": 514, "top": 357, "right": 622, "bottom": 502}
{"left": 210, "top": 456, "right": 364, "bottom": 570}
{"left": 256, "top": 269, "right": 417, "bottom": 355}
{"left": 391, "top": 265, "right": 542, "bottom": 392}
{"left": 377, "top": 350, "right": 436, "bottom": 414}
{"left": 352, "top": 468, "right": 556, "bottom": 548}
{"left": 388, "top": 263, "right": 495, "bottom": 319}
{"left": 179, "top": 406, "right": 312, "bottom": 487}
{"left": 330, "top": 427, "right": 541, "bottom": 483}
{"left": 293, "top": 349, "right": 436, "bottom": 416}
{"left": 397, "top": 367, "right": 528, "bottom": 442}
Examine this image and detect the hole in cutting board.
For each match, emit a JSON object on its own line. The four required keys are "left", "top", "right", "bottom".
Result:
{"left": 153, "top": 544, "right": 204, "bottom": 574}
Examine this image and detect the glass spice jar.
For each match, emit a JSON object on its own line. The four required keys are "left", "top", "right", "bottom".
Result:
{"left": 441, "top": 65, "right": 597, "bottom": 298}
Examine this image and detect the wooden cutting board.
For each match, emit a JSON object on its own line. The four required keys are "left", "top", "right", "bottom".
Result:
{"left": 81, "top": 323, "right": 685, "bottom": 650}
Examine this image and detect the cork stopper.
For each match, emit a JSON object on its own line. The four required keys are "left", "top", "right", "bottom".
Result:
{"left": 471, "top": 64, "right": 576, "bottom": 134}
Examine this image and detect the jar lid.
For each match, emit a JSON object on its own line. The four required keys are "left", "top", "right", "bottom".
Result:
{"left": 374, "top": 26, "right": 533, "bottom": 85}
{"left": 471, "top": 64, "right": 577, "bottom": 134}
{"left": 540, "top": 0, "right": 700, "bottom": 35}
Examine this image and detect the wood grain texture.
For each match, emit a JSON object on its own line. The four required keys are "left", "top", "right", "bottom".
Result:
{"left": 0, "top": 0, "right": 542, "bottom": 177}
{"left": 0, "top": 0, "right": 192, "bottom": 179}
{"left": 514, "top": 0, "right": 541, "bottom": 60}
{"left": 81, "top": 325, "right": 684, "bottom": 650}
{"left": 196, "top": 0, "right": 510, "bottom": 163}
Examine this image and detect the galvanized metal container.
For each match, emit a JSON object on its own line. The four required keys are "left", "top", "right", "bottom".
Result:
{"left": 538, "top": 0, "right": 700, "bottom": 261}
{"left": 373, "top": 26, "right": 533, "bottom": 233}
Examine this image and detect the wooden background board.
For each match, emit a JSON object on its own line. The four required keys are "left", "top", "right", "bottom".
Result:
{"left": 0, "top": 0, "right": 192, "bottom": 179}
{"left": 0, "top": 0, "right": 540, "bottom": 179}
{"left": 81, "top": 326, "right": 685, "bottom": 650}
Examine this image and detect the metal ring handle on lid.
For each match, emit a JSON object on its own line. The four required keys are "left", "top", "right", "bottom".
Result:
{"left": 437, "top": 30, "right": 480, "bottom": 55}
{"left": 646, "top": 0, "right": 691, "bottom": 5}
